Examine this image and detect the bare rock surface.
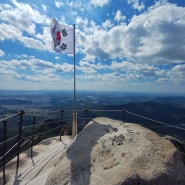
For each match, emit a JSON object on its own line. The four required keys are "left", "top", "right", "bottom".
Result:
{"left": 46, "top": 117, "right": 185, "bottom": 185}
{"left": 0, "top": 136, "right": 72, "bottom": 185}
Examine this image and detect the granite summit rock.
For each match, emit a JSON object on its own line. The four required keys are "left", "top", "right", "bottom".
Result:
{"left": 46, "top": 117, "right": 185, "bottom": 185}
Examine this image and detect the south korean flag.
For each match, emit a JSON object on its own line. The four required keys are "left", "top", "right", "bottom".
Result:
{"left": 50, "top": 17, "right": 74, "bottom": 54}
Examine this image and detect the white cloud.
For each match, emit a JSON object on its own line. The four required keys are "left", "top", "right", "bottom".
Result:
{"left": 0, "top": 0, "right": 49, "bottom": 35}
{"left": 111, "top": 60, "right": 164, "bottom": 80}
{"left": 127, "top": 0, "right": 145, "bottom": 11}
{"left": 54, "top": 1, "right": 64, "bottom": 8}
{"left": 0, "top": 0, "right": 51, "bottom": 51}
{"left": 0, "top": 22, "right": 47, "bottom": 50}
{"left": 0, "top": 23, "right": 22, "bottom": 41}
{"left": 114, "top": 10, "right": 126, "bottom": 22}
{"left": 0, "top": 3, "right": 12, "bottom": 10}
{"left": 55, "top": 63, "right": 73, "bottom": 73}
{"left": 77, "top": 2, "right": 185, "bottom": 66}
{"left": 168, "top": 64, "right": 185, "bottom": 84}
{"left": 0, "top": 68, "right": 20, "bottom": 79}
{"left": 0, "top": 58, "right": 74, "bottom": 79}
{"left": 0, "top": 56, "right": 76, "bottom": 89}
{"left": 21, "top": 37, "right": 47, "bottom": 51}
{"left": 42, "top": 4, "right": 47, "bottom": 12}
{"left": 36, "top": 26, "right": 53, "bottom": 50}
{"left": 54, "top": 0, "right": 84, "bottom": 12}
{"left": 102, "top": 20, "right": 113, "bottom": 29}
{"left": 0, "top": 49, "right": 5, "bottom": 57}
{"left": 90, "top": 0, "right": 110, "bottom": 7}
{"left": 79, "top": 60, "right": 110, "bottom": 74}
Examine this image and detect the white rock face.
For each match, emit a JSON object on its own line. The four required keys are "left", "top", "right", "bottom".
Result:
{"left": 0, "top": 136, "right": 72, "bottom": 185}
{"left": 46, "top": 117, "right": 185, "bottom": 185}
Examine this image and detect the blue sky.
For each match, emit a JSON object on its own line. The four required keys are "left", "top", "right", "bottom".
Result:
{"left": 0, "top": 0, "right": 185, "bottom": 94}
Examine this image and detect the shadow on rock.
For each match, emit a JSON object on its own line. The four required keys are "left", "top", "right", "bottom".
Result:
{"left": 67, "top": 120, "right": 114, "bottom": 185}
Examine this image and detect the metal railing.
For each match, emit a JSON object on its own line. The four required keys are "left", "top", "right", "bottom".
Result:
{"left": 0, "top": 108, "right": 185, "bottom": 184}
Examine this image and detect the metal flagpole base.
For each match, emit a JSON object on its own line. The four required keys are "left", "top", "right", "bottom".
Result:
{"left": 72, "top": 113, "right": 78, "bottom": 138}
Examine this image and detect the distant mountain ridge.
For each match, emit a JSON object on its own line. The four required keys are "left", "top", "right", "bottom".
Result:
{"left": 152, "top": 96, "right": 185, "bottom": 108}
{"left": 104, "top": 101, "right": 184, "bottom": 124}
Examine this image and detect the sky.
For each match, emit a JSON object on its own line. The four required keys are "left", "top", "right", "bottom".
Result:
{"left": 0, "top": 0, "right": 185, "bottom": 94}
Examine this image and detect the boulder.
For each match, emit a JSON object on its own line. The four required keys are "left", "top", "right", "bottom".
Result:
{"left": 46, "top": 117, "right": 185, "bottom": 185}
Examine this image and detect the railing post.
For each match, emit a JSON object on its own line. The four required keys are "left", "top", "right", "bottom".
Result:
{"left": 31, "top": 116, "right": 36, "bottom": 158}
{"left": 84, "top": 109, "right": 88, "bottom": 125}
{"left": 72, "top": 113, "right": 78, "bottom": 138}
{"left": 16, "top": 110, "right": 25, "bottom": 170}
{"left": 122, "top": 109, "right": 125, "bottom": 122}
{"left": 3, "top": 119, "right": 7, "bottom": 185}
{"left": 59, "top": 110, "right": 64, "bottom": 141}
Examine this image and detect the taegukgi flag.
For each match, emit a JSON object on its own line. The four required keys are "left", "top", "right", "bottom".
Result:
{"left": 50, "top": 17, "right": 74, "bottom": 54}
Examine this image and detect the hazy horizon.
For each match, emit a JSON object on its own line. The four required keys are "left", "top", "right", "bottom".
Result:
{"left": 0, "top": 89, "right": 185, "bottom": 97}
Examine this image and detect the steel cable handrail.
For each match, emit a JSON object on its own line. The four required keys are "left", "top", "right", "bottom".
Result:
{"left": 125, "top": 110, "right": 185, "bottom": 131}
{"left": 81, "top": 109, "right": 125, "bottom": 112}
{"left": 79, "top": 109, "right": 185, "bottom": 131}
{"left": 0, "top": 113, "right": 19, "bottom": 122}
{"left": 0, "top": 139, "right": 22, "bottom": 160}
{"left": 22, "top": 119, "right": 61, "bottom": 129}
{"left": 23, "top": 125, "right": 61, "bottom": 140}
{"left": 22, "top": 118, "right": 74, "bottom": 130}
{"left": 0, "top": 134, "right": 19, "bottom": 146}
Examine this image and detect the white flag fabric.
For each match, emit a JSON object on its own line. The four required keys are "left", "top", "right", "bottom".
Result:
{"left": 50, "top": 17, "right": 74, "bottom": 54}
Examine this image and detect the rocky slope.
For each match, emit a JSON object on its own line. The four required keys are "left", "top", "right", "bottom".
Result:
{"left": 46, "top": 117, "right": 185, "bottom": 185}
{"left": 0, "top": 136, "right": 72, "bottom": 185}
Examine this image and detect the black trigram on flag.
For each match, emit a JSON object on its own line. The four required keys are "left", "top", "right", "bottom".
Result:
{"left": 60, "top": 43, "right": 67, "bottom": 50}
{"left": 62, "top": 29, "right": 68, "bottom": 37}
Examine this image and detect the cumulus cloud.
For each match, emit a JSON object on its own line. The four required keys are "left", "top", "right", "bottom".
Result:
{"left": 0, "top": 23, "right": 47, "bottom": 50}
{"left": 0, "top": 49, "right": 5, "bottom": 57}
{"left": 127, "top": 0, "right": 145, "bottom": 11}
{"left": 0, "top": 23, "right": 22, "bottom": 41}
{"left": 111, "top": 60, "right": 165, "bottom": 80}
{"left": 42, "top": 4, "right": 47, "bottom": 12}
{"left": 169, "top": 64, "right": 185, "bottom": 84}
{"left": 78, "top": 2, "right": 185, "bottom": 66}
{"left": 20, "top": 59, "right": 70, "bottom": 72}
{"left": 114, "top": 10, "right": 126, "bottom": 22}
{"left": 54, "top": 0, "right": 84, "bottom": 11}
{"left": 54, "top": 1, "right": 64, "bottom": 8}
{"left": 0, "top": 0, "right": 49, "bottom": 34}
{"left": 0, "top": 68, "right": 20, "bottom": 79}
{"left": 0, "top": 58, "right": 74, "bottom": 83}
{"left": 102, "top": 20, "right": 113, "bottom": 29}
{"left": 79, "top": 60, "right": 110, "bottom": 74}
{"left": 90, "top": 0, "right": 110, "bottom": 7}
{"left": 0, "top": 0, "right": 50, "bottom": 51}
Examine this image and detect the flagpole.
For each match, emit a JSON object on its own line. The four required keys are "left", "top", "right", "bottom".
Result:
{"left": 73, "top": 24, "right": 76, "bottom": 114}
{"left": 72, "top": 23, "right": 77, "bottom": 138}
{"left": 50, "top": 18, "right": 77, "bottom": 137}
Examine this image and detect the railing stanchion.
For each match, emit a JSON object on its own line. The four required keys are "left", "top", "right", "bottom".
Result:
{"left": 59, "top": 110, "right": 64, "bottom": 141}
{"left": 3, "top": 119, "right": 7, "bottom": 185}
{"left": 31, "top": 116, "right": 36, "bottom": 158}
{"left": 72, "top": 113, "right": 78, "bottom": 138}
{"left": 16, "top": 110, "right": 25, "bottom": 170}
